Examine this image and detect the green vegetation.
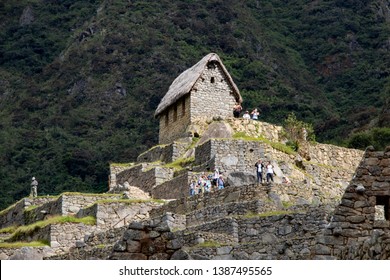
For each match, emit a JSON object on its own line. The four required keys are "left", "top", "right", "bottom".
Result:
{"left": 347, "top": 127, "right": 390, "bottom": 150}
{"left": 0, "top": 0, "right": 388, "bottom": 210}
{"left": 0, "top": 240, "right": 50, "bottom": 249}
{"left": 0, "top": 226, "right": 17, "bottom": 235}
{"left": 7, "top": 216, "right": 96, "bottom": 241}
{"left": 233, "top": 132, "right": 296, "bottom": 155}
{"left": 163, "top": 157, "right": 195, "bottom": 171}
{"left": 195, "top": 241, "right": 226, "bottom": 248}
{"left": 283, "top": 112, "right": 316, "bottom": 151}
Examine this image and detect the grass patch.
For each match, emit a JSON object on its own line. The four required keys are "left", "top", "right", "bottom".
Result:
{"left": 163, "top": 156, "right": 195, "bottom": 171}
{"left": 195, "top": 241, "right": 224, "bottom": 248}
{"left": 137, "top": 144, "right": 169, "bottom": 159}
{"left": 24, "top": 205, "right": 39, "bottom": 212}
{"left": 109, "top": 162, "right": 135, "bottom": 168}
{"left": 0, "top": 226, "right": 17, "bottom": 234}
{"left": 8, "top": 216, "right": 96, "bottom": 242}
{"left": 0, "top": 240, "right": 50, "bottom": 248}
{"left": 233, "top": 132, "right": 296, "bottom": 155}
{"left": 282, "top": 201, "right": 295, "bottom": 208}
{"left": 61, "top": 192, "right": 122, "bottom": 198}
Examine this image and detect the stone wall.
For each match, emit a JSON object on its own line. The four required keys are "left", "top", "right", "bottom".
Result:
{"left": 159, "top": 95, "right": 191, "bottom": 144}
{"left": 158, "top": 63, "right": 238, "bottom": 144}
{"left": 186, "top": 206, "right": 331, "bottom": 260}
{"left": 195, "top": 139, "right": 267, "bottom": 175}
{"left": 114, "top": 164, "right": 174, "bottom": 194}
{"left": 136, "top": 141, "right": 190, "bottom": 164}
{"left": 226, "top": 118, "right": 282, "bottom": 142}
{"left": 307, "top": 143, "right": 364, "bottom": 170}
{"left": 50, "top": 223, "right": 97, "bottom": 254}
{"left": 4, "top": 222, "right": 96, "bottom": 255}
{"left": 109, "top": 205, "right": 332, "bottom": 260}
{"left": 151, "top": 171, "right": 198, "bottom": 199}
{"left": 150, "top": 185, "right": 269, "bottom": 218}
{"left": 315, "top": 146, "right": 390, "bottom": 260}
{"left": 59, "top": 194, "right": 122, "bottom": 216}
{"left": 190, "top": 63, "right": 237, "bottom": 122}
{"left": 110, "top": 213, "right": 186, "bottom": 260}
{"left": 0, "top": 194, "right": 124, "bottom": 230}
{"left": 0, "top": 197, "right": 56, "bottom": 229}
{"left": 77, "top": 201, "right": 163, "bottom": 229}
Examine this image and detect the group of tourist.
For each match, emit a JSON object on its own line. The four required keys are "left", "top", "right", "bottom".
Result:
{"left": 233, "top": 103, "right": 260, "bottom": 120}
{"left": 254, "top": 159, "right": 276, "bottom": 184}
{"left": 189, "top": 168, "right": 224, "bottom": 196}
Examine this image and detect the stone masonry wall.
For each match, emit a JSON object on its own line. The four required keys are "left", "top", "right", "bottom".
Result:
{"left": 186, "top": 206, "right": 331, "bottom": 260}
{"left": 151, "top": 171, "right": 204, "bottom": 200}
{"left": 190, "top": 63, "right": 237, "bottom": 122}
{"left": 315, "top": 146, "right": 390, "bottom": 260}
{"left": 150, "top": 185, "right": 270, "bottom": 219}
{"left": 0, "top": 197, "right": 56, "bottom": 229}
{"left": 115, "top": 164, "right": 174, "bottom": 194}
{"left": 110, "top": 213, "right": 186, "bottom": 260}
{"left": 195, "top": 139, "right": 267, "bottom": 175}
{"left": 136, "top": 141, "right": 190, "bottom": 164}
{"left": 159, "top": 95, "right": 191, "bottom": 144}
{"left": 226, "top": 118, "right": 282, "bottom": 142}
{"left": 77, "top": 201, "right": 163, "bottom": 229}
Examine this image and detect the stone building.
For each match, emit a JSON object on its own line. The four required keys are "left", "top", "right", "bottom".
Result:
{"left": 154, "top": 53, "right": 243, "bottom": 144}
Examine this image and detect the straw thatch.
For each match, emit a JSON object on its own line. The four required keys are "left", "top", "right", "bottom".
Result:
{"left": 154, "top": 53, "right": 242, "bottom": 117}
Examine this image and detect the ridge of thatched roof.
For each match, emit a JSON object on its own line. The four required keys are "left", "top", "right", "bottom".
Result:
{"left": 154, "top": 53, "right": 242, "bottom": 117}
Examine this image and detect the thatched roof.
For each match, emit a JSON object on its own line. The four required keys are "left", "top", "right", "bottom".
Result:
{"left": 155, "top": 53, "right": 242, "bottom": 117}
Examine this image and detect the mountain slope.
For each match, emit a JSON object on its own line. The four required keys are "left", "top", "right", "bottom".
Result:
{"left": 0, "top": 0, "right": 389, "bottom": 209}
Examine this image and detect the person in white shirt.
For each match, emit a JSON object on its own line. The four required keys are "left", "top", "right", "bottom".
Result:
{"left": 243, "top": 111, "right": 250, "bottom": 119}
{"left": 266, "top": 162, "right": 274, "bottom": 183}
{"left": 251, "top": 108, "right": 260, "bottom": 120}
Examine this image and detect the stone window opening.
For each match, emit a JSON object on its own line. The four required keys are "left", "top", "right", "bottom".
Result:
{"left": 210, "top": 77, "right": 215, "bottom": 84}
{"left": 173, "top": 105, "right": 177, "bottom": 122}
{"left": 165, "top": 112, "right": 169, "bottom": 127}
{"left": 182, "top": 98, "right": 186, "bottom": 116}
{"left": 207, "top": 62, "right": 216, "bottom": 69}
{"left": 375, "top": 196, "right": 390, "bottom": 221}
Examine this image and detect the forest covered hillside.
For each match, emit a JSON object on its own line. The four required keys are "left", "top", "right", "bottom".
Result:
{"left": 0, "top": 0, "right": 389, "bottom": 209}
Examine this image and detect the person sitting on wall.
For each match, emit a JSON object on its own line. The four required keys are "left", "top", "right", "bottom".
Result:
{"left": 243, "top": 111, "right": 251, "bottom": 119}
{"left": 282, "top": 176, "right": 291, "bottom": 184}
{"left": 251, "top": 108, "right": 260, "bottom": 120}
{"left": 233, "top": 102, "right": 242, "bottom": 118}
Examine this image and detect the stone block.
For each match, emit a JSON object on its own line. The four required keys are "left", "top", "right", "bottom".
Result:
{"left": 317, "top": 235, "right": 345, "bottom": 245}
{"left": 123, "top": 229, "right": 145, "bottom": 241}
{"left": 216, "top": 246, "right": 232, "bottom": 255}
{"left": 149, "top": 253, "right": 170, "bottom": 260}
{"left": 340, "top": 199, "right": 354, "bottom": 208}
{"left": 113, "top": 241, "right": 127, "bottom": 252}
{"left": 354, "top": 200, "right": 370, "bottom": 208}
{"left": 126, "top": 240, "right": 141, "bottom": 253}
{"left": 315, "top": 244, "right": 331, "bottom": 255}
{"left": 110, "top": 252, "right": 147, "bottom": 260}
{"left": 346, "top": 215, "right": 366, "bottom": 223}
{"left": 166, "top": 239, "right": 182, "bottom": 250}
